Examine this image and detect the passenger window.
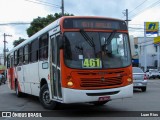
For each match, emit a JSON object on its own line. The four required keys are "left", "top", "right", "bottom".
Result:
{"left": 18, "top": 47, "right": 23, "bottom": 65}
{"left": 24, "top": 44, "right": 29, "bottom": 64}
{"left": 39, "top": 33, "right": 48, "bottom": 60}
{"left": 7, "top": 54, "right": 10, "bottom": 68}
{"left": 10, "top": 55, "right": 14, "bottom": 67}
{"left": 30, "top": 39, "right": 39, "bottom": 62}
{"left": 56, "top": 35, "right": 60, "bottom": 67}
{"left": 14, "top": 50, "right": 18, "bottom": 66}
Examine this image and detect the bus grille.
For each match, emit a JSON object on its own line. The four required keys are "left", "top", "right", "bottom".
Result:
{"left": 80, "top": 77, "right": 122, "bottom": 87}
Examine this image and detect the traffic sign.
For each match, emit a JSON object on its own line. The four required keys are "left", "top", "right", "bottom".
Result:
{"left": 145, "top": 22, "right": 159, "bottom": 34}
{"left": 154, "top": 36, "right": 160, "bottom": 44}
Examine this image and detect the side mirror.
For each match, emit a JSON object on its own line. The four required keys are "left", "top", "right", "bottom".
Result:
{"left": 58, "top": 35, "right": 65, "bottom": 49}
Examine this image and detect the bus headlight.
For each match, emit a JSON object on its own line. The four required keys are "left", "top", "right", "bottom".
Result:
{"left": 67, "top": 81, "right": 73, "bottom": 87}
{"left": 127, "top": 78, "right": 132, "bottom": 83}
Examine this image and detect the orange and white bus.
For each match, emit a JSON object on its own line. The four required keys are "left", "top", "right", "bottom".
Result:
{"left": 7, "top": 16, "right": 133, "bottom": 109}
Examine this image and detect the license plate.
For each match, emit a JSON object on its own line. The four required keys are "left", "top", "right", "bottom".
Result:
{"left": 134, "top": 83, "right": 142, "bottom": 86}
{"left": 98, "top": 96, "right": 110, "bottom": 102}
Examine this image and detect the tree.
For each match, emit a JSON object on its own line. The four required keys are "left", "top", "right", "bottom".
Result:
{"left": 26, "top": 13, "right": 74, "bottom": 37}
{"left": 13, "top": 37, "right": 26, "bottom": 47}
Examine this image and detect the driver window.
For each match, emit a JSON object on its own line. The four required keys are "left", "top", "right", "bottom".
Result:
{"left": 111, "top": 34, "right": 124, "bottom": 57}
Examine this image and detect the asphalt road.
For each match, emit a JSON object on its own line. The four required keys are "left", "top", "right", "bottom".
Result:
{"left": 0, "top": 80, "right": 160, "bottom": 120}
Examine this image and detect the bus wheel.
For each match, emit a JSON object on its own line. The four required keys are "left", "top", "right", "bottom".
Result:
{"left": 39, "top": 84, "right": 57, "bottom": 110}
{"left": 15, "top": 81, "right": 22, "bottom": 97}
{"left": 92, "top": 101, "right": 109, "bottom": 106}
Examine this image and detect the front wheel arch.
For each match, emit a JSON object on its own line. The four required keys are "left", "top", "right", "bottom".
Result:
{"left": 39, "top": 84, "right": 58, "bottom": 110}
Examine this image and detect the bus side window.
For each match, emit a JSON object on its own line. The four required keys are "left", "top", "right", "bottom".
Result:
{"left": 10, "top": 55, "right": 14, "bottom": 67}
{"left": 14, "top": 50, "right": 18, "bottom": 66}
{"left": 7, "top": 54, "right": 10, "bottom": 68}
{"left": 30, "top": 39, "right": 39, "bottom": 63}
{"left": 18, "top": 47, "right": 23, "bottom": 66}
{"left": 24, "top": 44, "right": 29, "bottom": 64}
{"left": 39, "top": 33, "right": 48, "bottom": 60}
{"left": 56, "top": 35, "right": 60, "bottom": 67}
{"left": 51, "top": 37, "right": 55, "bottom": 63}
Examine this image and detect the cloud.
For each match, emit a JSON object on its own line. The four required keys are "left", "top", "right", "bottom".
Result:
{"left": 0, "top": 0, "right": 49, "bottom": 53}
{"left": 0, "top": 25, "right": 29, "bottom": 53}
{"left": 62, "top": 0, "right": 144, "bottom": 18}
{"left": 0, "top": 0, "right": 160, "bottom": 53}
{"left": 129, "top": 6, "right": 160, "bottom": 37}
{"left": 0, "top": 0, "right": 49, "bottom": 22}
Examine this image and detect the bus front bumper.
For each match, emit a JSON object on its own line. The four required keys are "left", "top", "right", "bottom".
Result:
{"left": 62, "top": 84, "right": 133, "bottom": 103}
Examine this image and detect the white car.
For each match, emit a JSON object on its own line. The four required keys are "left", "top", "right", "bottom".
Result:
{"left": 133, "top": 67, "right": 148, "bottom": 92}
{"left": 146, "top": 69, "right": 160, "bottom": 79}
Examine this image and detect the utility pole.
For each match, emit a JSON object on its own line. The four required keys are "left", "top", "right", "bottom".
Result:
{"left": 3, "top": 33, "right": 12, "bottom": 66}
{"left": 61, "top": 0, "right": 64, "bottom": 16}
{"left": 125, "top": 9, "right": 129, "bottom": 27}
{"left": 123, "top": 9, "right": 131, "bottom": 27}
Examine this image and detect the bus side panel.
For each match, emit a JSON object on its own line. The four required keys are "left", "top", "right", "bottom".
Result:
{"left": 7, "top": 68, "right": 14, "bottom": 90}
{"left": 16, "top": 66, "right": 25, "bottom": 93}
{"left": 23, "top": 63, "right": 39, "bottom": 95}
{"left": 30, "top": 83, "right": 40, "bottom": 96}
{"left": 38, "top": 61, "right": 50, "bottom": 89}
{"left": 23, "top": 64, "right": 31, "bottom": 94}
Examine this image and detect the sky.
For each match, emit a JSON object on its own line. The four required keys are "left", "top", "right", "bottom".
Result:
{"left": 0, "top": 0, "right": 160, "bottom": 53}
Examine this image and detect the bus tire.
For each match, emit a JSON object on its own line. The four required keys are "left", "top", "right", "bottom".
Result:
{"left": 39, "top": 84, "right": 57, "bottom": 110}
{"left": 15, "top": 81, "right": 22, "bottom": 97}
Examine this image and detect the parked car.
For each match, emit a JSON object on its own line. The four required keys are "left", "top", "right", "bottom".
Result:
{"left": 146, "top": 69, "right": 160, "bottom": 79}
{"left": 132, "top": 67, "right": 148, "bottom": 92}
{"left": 0, "top": 74, "right": 5, "bottom": 85}
{"left": 0, "top": 74, "right": 2, "bottom": 85}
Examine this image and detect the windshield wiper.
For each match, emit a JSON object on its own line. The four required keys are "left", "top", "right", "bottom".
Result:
{"left": 80, "top": 29, "right": 95, "bottom": 48}
{"left": 102, "top": 30, "right": 117, "bottom": 54}
{"left": 104, "top": 30, "right": 117, "bottom": 45}
{"left": 79, "top": 29, "right": 97, "bottom": 58}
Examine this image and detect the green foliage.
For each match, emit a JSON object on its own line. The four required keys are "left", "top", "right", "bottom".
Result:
{"left": 26, "top": 13, "right": 74, "bottom": 37}
{"left": 13, "top": 37, "right": 26, "bottom": 47}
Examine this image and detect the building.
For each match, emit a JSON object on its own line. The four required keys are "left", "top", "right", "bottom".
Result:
{"left": 129, "top": 35, "right": 139, "bottom": 67}
{"left": 133, "top": 37, "right": 159, "bottom": 71}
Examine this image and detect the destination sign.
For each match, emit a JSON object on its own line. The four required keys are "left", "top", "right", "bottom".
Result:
{"left": 63, "top": 18, "right": 127, "bottom": 30}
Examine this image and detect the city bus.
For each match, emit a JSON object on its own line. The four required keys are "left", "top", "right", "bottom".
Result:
{"left": 7, "top": 16, "right": 133, "bottom": 109}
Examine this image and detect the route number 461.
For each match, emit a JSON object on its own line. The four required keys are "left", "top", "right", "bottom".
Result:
{"left": 82, "top": 58, "right": 102, "bottom": 68}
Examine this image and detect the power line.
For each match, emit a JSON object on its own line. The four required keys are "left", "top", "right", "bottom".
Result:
{"left": 34, "top": 0, "right": 60, "bottom": 7}
{"left": 129, "top": 0, "right": 148, "bottom": 14}
{"left": 129, "top": 27, "right": 144, "bottom": 29}
{"left": 130, "top": 0, "right": 160, "bottom": 18}
{"left": 24, "top": 0, "right": 60, "bottom": 8}
{"left": 0, "top": 22, "right": 30, "bottom": 26}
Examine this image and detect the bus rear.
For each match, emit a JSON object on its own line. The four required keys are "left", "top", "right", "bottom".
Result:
{"left": 49, "top": 16, "right": 133, "bottom": 106}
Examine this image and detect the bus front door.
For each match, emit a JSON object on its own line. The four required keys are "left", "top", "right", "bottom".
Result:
{"left": 50, "top": 35, "right": 62, "bottom": 100}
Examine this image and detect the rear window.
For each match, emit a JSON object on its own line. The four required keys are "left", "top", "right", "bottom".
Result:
{"left": 149, "top": 69, "right": 158, "bottom": 73}
{"left": 133, "top": 67, "right": 143, "bottom": 73}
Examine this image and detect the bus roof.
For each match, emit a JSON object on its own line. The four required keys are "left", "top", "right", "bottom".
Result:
{"left": 59, "top": 16, "right": 124, "bottom": 22}
{"left": 8, "top": 16, "right": 125, "bottom": 54}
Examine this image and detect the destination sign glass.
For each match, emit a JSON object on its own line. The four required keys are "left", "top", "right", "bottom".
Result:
{"left": 63, "top": 18, "right": 127, "bottom": 30}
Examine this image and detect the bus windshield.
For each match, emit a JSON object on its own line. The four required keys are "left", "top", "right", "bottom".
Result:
{"left": 64, "top": 31, "right": 131, "bottom": 69}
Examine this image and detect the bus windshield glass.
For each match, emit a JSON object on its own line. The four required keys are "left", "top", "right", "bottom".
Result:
{"left": 64, "top": 32, "right": 131, "bottom": 69}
